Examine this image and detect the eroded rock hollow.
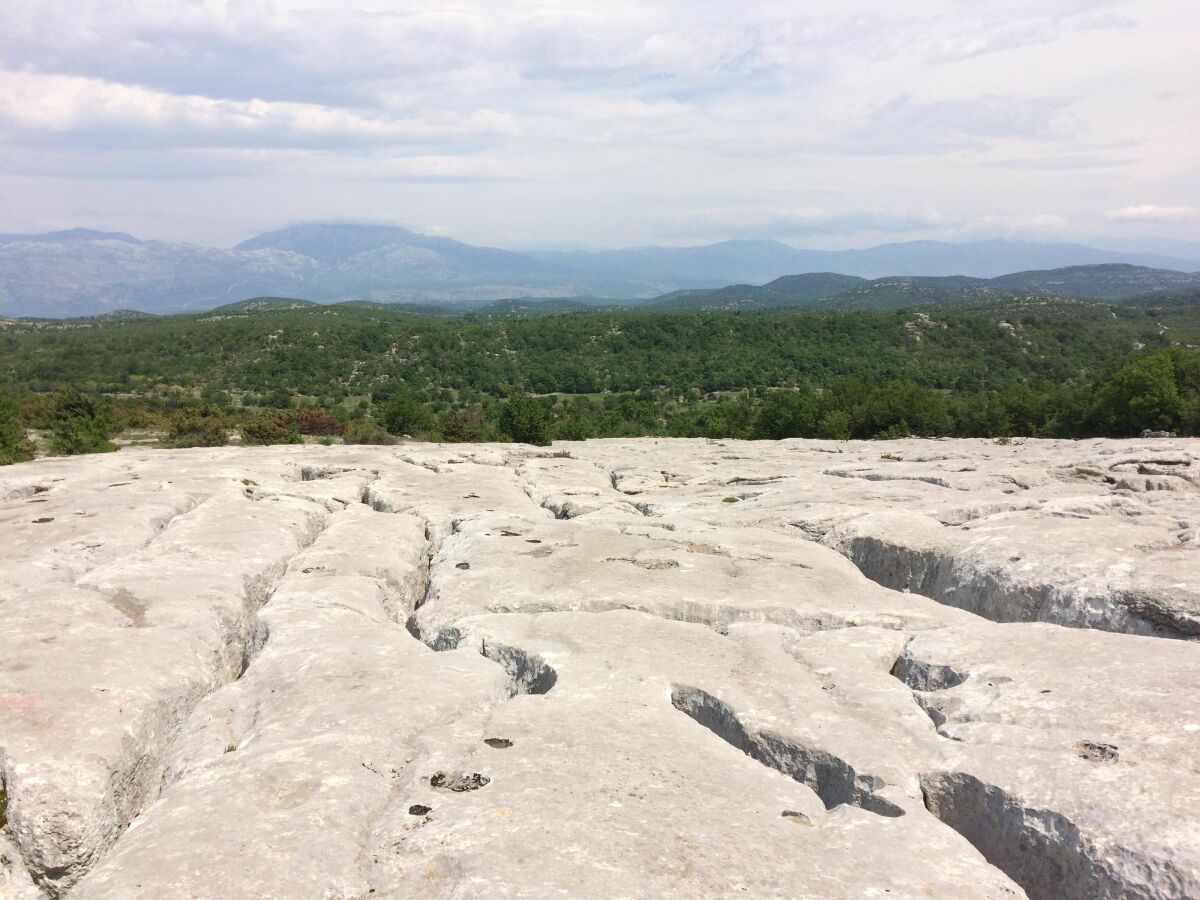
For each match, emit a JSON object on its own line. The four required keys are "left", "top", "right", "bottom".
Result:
{"left": 1, "top": 437, "right": 1198, "bottom": 898}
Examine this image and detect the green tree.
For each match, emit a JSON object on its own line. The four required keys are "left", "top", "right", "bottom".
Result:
{"left": 437, "top": 409, "right": 480, "bottom": 443}
{"left": 753, "top": 390, "right": 817, "bottom": 439}
{"left": 378, "top": 390, "right": 434, "bottom": 437}
{"left": 47, "top": 389, "right": 117, "bottom": 456}
{"left": 0, "top": 394, "right": 35, "bottom": 465}
{"left": 815, "top": 410, "right": 851, "bottom": 440}
{"left": 1092, "top": 351, "right": 1185, "bottom": 436}
{"left": 164, "top": 405, "right": 229, "bottom": 448}
{"left": 240, "top": 413, "right": 302, "bottom": 445}
{"left": 343, "top": 418, "right": 396, "bottom": 445}
{"left": 500, "top": 391, "right": 552, "bottom": 445}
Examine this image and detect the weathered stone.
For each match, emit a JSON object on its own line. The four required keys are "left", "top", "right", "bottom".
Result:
{"left": 0, "top": 438, "right": 1196, "bottom": 898}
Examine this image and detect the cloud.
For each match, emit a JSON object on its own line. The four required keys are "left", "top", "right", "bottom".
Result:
{"left": 840, "top": 94, "right": 1076, "bottom": 155}
{"left": 1, "top": 1, "right": 1198, "bottom": 248}
{"left": 925, "top": 11, "right": 1135, "bottom": 63}
{"left": 0, "top": 70, "right": 517, "bottom": 151}
{"left": 1105, "top": 205, "right": 1198, "bottom": 224}
{"left": 708, "top": 209, "right": 951, "bottom": 241}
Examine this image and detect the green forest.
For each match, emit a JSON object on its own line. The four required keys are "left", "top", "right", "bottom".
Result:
{"left": 2, "top": 291, "right": 1199, "bottom": 461}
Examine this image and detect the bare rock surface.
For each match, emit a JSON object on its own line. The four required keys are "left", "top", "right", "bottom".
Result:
{"left": 1, "top": 438, "right": 1198, "bottom": 898}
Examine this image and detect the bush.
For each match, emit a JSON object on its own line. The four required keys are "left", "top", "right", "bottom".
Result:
{"left": 0, "top": 394, "right": 35, "bottom": 465}
{"left": 500, "top": 391, "right": 552, "bottom": 446}
{"left": 164, "top": 405, "right": 228, "bottom": 448}
{"left": 343, "top": 418, "right": 396, "bottom": 445}
{"left": 437, "top": 409, "right": 480, "bottom": 443}
{"left": 240, "top": 413, "right": 302, "bottom": 446}
{"left": 47, "top": 390, "right": 117, "bottom": 456}
{"left": 814, "top": 410, "right": 851, "bottom": 440}
{"left": 378, "top": 390, "right": 434, "bottom": 437}
{"left": 1090, "top": 350, "right": 1194, "bottom": 436}
{"left": 753, "top": 390, "right": 817, "bottom": 439}
{"left": 279, "top": 408, "right": 345, "bottom": 436}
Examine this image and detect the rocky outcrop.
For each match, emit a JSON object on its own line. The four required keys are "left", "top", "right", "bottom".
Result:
{"left": 1, "top": 438, "right": 1197, "bottom": 898}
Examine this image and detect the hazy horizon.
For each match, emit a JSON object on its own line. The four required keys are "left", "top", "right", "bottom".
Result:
{"left": 2, "top": 2, "right": 1198, "bottom": 251}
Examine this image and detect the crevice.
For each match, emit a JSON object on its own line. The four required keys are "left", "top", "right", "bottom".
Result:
{"left": 18, "top": 503, "right": 333, "bottom": 897}
{"left": 919, "top": 771, "right": 1189, "bottom": 900}
{"left": 670, "top": 685, "right": 904, "bottom": 818}
{"left": 836, "top": 534, "right": 1192, "bottom": 639}
{"left": 480, "top": 641, "right": 557, "bottom": 696}
{"left": 889, "top": 643, "right": 969, "bottom": 691}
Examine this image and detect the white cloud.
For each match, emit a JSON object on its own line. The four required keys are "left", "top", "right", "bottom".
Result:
{"left": 0, "top": 70, "right": 517, "bottom": 148}
{"left": 1105, "top": 205, "right": 1198, "bottom": 224}
{"left": 0, "top": 1, "right": 1198, "bottom": 248}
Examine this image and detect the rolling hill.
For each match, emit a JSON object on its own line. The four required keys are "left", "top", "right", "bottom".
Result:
{"left": 2, "top": 223, "right": 1198, "bottom": 318}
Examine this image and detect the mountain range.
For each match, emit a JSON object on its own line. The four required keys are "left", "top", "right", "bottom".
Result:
{"left": 1, "top": 222, "right": 1198, "bottom": 318}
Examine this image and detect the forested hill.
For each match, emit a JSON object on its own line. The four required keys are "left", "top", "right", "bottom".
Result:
{"left": 644, "top": 265, "right": 1200, "bottom": 313}
{"left": 2, "top": 291, "right": 1198, "bottom": 451}
{"left": 1, "top": 289, "right": 1196, "bottom": 399}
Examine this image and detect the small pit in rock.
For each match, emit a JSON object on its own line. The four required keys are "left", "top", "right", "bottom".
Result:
{"left": 430, "top": 772, "right": 490, "bottom": 792}
{"left": 456, "top": 562, "right": 471, "bottom": 570}
{"left": 32, "top": 517, "right": 54, "bottom": 524}
{"left": 408, "top": 804, "right": 432, "bottom": 816}
{"left": 781, "top": 810, "right": 812, "bottom": 825}
{"left": 1076, "top": 740, "right": 1119, "bottom": 763}
{"left": 484, "top": 738, "right": 513, "bottom": 749}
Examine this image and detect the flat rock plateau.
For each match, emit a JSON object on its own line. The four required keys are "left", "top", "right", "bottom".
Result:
{"left": 2, "top": 437, "right": 1199, "bottom": 899}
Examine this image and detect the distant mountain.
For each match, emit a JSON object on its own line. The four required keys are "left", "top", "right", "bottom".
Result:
{"left": 206, "top": 297, "right": 318, "bottom": 314}
{"left": 1, "top": 223, "right": 1198, "bottom": 318}
{"left": 642, "top": 264, "right": 1200, "bottom": 313}
{"left": 533, "top": 238, "right": 1200, "bottom": 283}
{"left": 0, "top": 228, "right": 142, "bottom": 246}
{"left": 989, "top": 264, "right": 1200, "bottom": 300}
{"left": 645, "top": 273, "right": 868, "bottom": 312}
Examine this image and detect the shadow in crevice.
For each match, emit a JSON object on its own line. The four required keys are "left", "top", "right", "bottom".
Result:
{"left": 671, "top": 684, "right": 904, "bottom": 818}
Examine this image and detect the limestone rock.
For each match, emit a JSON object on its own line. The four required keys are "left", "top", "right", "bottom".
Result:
{"left": 0, "top": 438, "right": 1197, "bottom": 898}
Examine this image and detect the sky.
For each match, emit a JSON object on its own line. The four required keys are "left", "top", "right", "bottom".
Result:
{"left": 1, "top": 0, "right": 1198, "bottom": 251}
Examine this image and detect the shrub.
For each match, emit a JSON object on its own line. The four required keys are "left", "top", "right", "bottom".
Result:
{"left": 279, "top": 408, "right": 346, "bottom": 436}
{"left": 378, "top": 390, "right": 434, "bottom": 437}
{"left": 343, "top": 418, "right": 396, "bottom": 445}
{"left": 814, "top": 410, "right": 851, "bottom": 441}
{"left": 1090, "top": 349, "right": 1192, "bottom": 436}
{"left": 753, "top": 390, "right": 817, "bottom": 439}
{"left": 0, "top": 394, "right": 35, "bottom": 465}
{"left": 164, "top": 406, "right": 228, "bottom": 448}
{"left": 240, "top": 413, "right": 302, "bottom": 446}
{"left": 500, "top": 391, "right": 552, "bottom": 446}
{"left": 47, "top": 390, "right": 117, "bottom": 456}
{"left": 437, "top": 410, "right": 480, "bottom": 443}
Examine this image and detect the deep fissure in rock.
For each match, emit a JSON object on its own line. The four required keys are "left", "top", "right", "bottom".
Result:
{"left": 917, "top": 771, "right": 1169, "bottom": 900}
{"left": 671, "top": 685, "right": 904, "bottom": 818}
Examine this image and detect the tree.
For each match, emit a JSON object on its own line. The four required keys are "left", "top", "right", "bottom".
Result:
{"left": 47, "top": 389, "right": 117, "bottom": 456}
{"left": 0, "top": 394, "right": 35, "bottom": 465}
{"left": 500, "top": 391, "right": 552, "bottom": 445}
{"left": 753, "top": 390, "right": 817, "bottom": 439}
{"left": 815, "top": 410, "right": 851, "bottom": 440}
{"left": 1092, "top": 351, "right": 1185, "bottom": 436}
{"left": 378, "top": 390, "right": 434, "bottom": 437}
{"left": 240, "top": 413, "right": 302, "bottom": 445}
{"left": 437, "top": 409, "right": 480, "bottom": 443}
{"left": 164, "top": 405, "right": 228, "bottom": 448}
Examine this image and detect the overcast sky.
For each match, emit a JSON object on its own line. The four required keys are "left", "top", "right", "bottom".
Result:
{"left": 1, "top": 0, "right": 1197, "bottom": 250}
